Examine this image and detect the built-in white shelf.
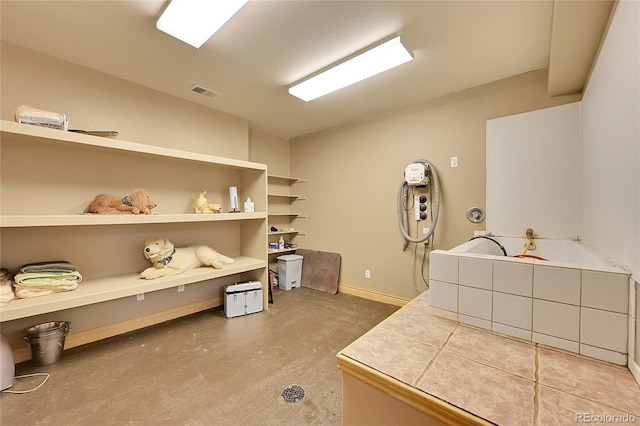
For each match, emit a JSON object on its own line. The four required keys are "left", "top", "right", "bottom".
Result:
{"left": 266, "top": 174, "right": 305, "bottom": 256}
{"left": 0, "top": 212, "right": 267, "bottom": 228}
{"left": 0, "top": 257, "right": 265, "bottom": 322}
{"left": 0, "top": 120, "right": 269, "bottom": 333}
{"left": 268, "top": 248, "right": 297, "bottom": 255}
{"left": 267, "top": 230, "right": 305, "bottom": 236}
{"left": 0, "top": 120, "right": 265, "bottom": 172}
{"left": 268, "top": 193, "right": 306, "bottom": 200}
{"left": 267, "top": 174, "right": 305, "bottom": 183}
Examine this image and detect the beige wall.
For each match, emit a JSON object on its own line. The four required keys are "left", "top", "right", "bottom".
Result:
{"left": 290, "top": 69, "right": 580, "bottom": 301}
{"left": 249, "top": 129, "right": 290, "bottom": 177}
{"left": 1, "top": 42, "right": 248, "bottom": 160}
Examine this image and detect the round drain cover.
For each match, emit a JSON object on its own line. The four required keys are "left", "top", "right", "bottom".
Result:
{"left": 281, "top": 384, "right": 305, "bottom": 403}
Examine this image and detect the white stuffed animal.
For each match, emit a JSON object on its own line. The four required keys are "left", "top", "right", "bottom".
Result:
{"left": 194, "top": 190, "right": 221, "bottom": 214}
{"left": 140, "top": 238, "right": 234, "bottom": 280}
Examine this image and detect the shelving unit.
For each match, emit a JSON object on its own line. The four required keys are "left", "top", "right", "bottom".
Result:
{"left": 0, "top": 120, "right": 268, "bottom": 327}
{"left": 0, "top": 257, "right": 264, "bottom": 322}
{"left": 267, "top": 174, "right": 305, "bottom": 256}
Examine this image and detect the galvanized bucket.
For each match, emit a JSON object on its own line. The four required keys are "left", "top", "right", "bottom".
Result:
{"left": 24, "top": 321, "right": 71, "bottom": 366}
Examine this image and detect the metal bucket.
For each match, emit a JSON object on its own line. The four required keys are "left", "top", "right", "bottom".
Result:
{"left": 24, "top": 321, "right": 71, "bottom": 366}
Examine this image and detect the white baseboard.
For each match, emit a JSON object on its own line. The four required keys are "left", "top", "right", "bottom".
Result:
{"left": 338, "top": 284, "right": 410, "bottom": 307}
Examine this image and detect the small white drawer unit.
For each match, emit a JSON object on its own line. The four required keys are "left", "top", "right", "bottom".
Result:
{"left": 224, "top": 281, "right": 263, "bottom": 318}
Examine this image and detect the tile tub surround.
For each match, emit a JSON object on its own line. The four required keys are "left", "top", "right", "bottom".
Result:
{"left": 338, "top": 293, "right": 640, "bottom": 425}
{"left": 429, "top": 246, "right": 631, "bottom": 365}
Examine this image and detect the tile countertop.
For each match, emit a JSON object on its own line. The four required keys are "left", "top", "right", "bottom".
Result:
{"left": 337, "top": 292, "right": 640, "bottom": 425}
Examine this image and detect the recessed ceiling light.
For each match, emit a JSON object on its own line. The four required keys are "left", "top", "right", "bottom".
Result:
{"left": 289, "top": 36, "right": 414, "bottom": 102}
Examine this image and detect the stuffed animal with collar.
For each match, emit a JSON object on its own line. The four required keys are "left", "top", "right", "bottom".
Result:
{"left": 140, "top": 237, "right": 234, "bottom": 280}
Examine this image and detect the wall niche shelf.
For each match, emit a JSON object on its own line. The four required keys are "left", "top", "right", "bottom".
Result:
{"left": 267, "top": 174, "right": 306, "bottom": 256}
{"left": 0, "top": 120, "right": 268, "bottom": 327}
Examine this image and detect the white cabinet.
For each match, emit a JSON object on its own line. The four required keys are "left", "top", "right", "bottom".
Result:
{"left": 267, "top": 174, "right": 305, "bottom": 256}
{"left": 0, "top": 120, "right": 268, "bottom": 324}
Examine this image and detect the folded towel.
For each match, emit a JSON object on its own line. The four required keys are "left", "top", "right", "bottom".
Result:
{"left": 14, "top": 271, "right": 82, "bottom": 286}
{"left": 0, "top": 282, "right": 14, "bottom": 306}
{"left": 14, "top": 282, "right": 78, "bottom": 293}
{"left": 14, "top": 288, "right": 54, "bottom": 299}
{"left": 19, "top": 261, "right": 78, "bottom": 274}
{"left": 0, "top": 268, "right": 15, "bottom": 306}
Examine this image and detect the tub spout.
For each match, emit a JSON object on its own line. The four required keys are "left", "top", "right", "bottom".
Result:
{"left": 523, "top": 228, "right": 536, "bottom": 254}
{"left": 526, "top": 228, "right": 534, "bottom": 240}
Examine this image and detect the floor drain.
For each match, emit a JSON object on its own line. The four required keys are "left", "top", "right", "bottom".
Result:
{"left": 281, "top": 384, "right": 305, "bottom": 403}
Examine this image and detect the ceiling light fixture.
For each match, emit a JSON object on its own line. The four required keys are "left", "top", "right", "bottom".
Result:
{"left": 156, "top": 0, "right": 248, "bottom": 48}
{"left": 288, "top": 36, "right": 414, "bottom": 102}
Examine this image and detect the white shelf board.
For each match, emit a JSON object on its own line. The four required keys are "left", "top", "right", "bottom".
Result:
{"left": 267, "top": 174, "right": 304, "bottom": 182}
{"left": 1, "top": 120, "right": 266, "bottom": 171}
{"left": 268, "top": 230, "right": 304, "bottom": 235}
{"left": 0, "top": 256, "right": 266, "bottom": 322}
{"left": 268, "top": 193, "right": 305, "bottom": 199}
{"left": 268, "top": 248, "right": 297, "bottom": 255}
{"left": 0, "top": 212, "right": 267, "bottom": 228}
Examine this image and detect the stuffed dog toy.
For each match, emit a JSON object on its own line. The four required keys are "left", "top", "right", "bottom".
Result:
{"left": 140, "top": 237, "right": 234, "bottom": 280}
{"left": 84, "top": 188, "right": 156, "bottom": 215}
{"left": 194, "top": 190, "right": 221, "bottom": 214}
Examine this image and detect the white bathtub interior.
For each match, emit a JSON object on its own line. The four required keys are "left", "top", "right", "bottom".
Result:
{"left": 429, "top": 236, "right": 630, "bottom": 366}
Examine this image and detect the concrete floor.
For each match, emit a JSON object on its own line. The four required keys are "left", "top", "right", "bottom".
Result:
{"left": 1, "top": 287, "right": 398, "bottom": 425}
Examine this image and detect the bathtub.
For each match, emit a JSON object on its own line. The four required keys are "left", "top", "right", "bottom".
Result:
{"left": 428, "top": 236, "right": 630, "bottom": 365}
{"left": 449, "top": 236, "right": 617, "bottom": 268}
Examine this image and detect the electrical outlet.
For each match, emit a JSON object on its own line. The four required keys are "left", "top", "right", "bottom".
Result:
{"left": 178, "top": 285, "right": 185, "bottom": 293}
{"left": 365, "top": 269, "right": 371, "bottom": 279}
{"left": 136, "top": 293, "right": 145, "bottom": 301}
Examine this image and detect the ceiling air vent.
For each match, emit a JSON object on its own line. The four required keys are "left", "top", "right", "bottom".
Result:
{"left": 190, "top": 84, "right": 219, "bottom": 98}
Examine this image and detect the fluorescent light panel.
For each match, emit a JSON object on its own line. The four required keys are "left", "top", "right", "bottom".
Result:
{"left": 289, "top": 36, "right": 414, "bottom": 102}
{"left": 157, "top": 0, "right": 248, "bottom": 48}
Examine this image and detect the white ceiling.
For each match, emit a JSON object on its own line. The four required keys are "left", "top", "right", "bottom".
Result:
{"left": 0, "top": 0, "right": 556, "bottom": 139}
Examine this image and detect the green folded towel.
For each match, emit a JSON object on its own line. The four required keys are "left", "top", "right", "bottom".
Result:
{"left": 19, "top": 261, "right": 78, "bottom": 274}
{"left": 14, "top": 271, "right": 83, "bottom": 286}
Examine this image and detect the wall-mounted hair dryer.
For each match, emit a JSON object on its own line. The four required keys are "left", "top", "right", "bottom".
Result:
{"left": 397, "top": 159, "right": 441, "bottom": 250}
